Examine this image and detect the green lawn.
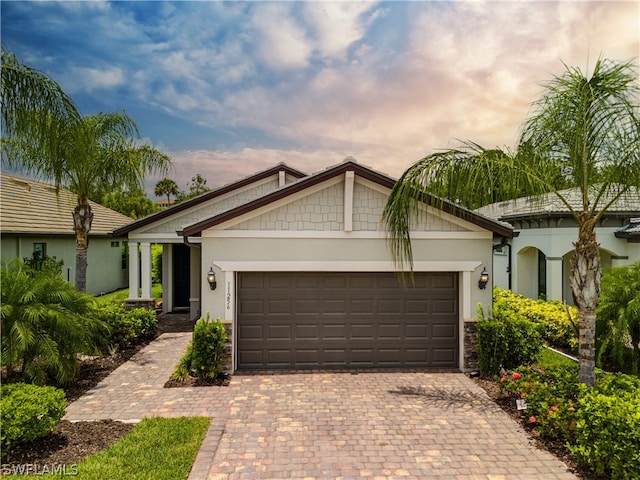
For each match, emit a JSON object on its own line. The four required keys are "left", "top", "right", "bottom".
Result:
{"left": 537, "top": 346, "right": 578, "bottom": 369}
{"left": 5, "top": 417, "right": 210, "bottom": 479}
{"left": 95, "top": 284, "right": 163, "bottom": 306}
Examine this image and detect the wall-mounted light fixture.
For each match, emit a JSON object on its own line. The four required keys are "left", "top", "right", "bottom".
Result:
{"left": 478, "top": 268, "right": 489, "bottom": 290}
{"left": 207, "top": 267, "right": 217, "bottom": 290}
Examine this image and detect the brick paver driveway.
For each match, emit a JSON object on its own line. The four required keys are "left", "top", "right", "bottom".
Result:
{"left": 65, "top": 331, "right": 577, "bottom": 479}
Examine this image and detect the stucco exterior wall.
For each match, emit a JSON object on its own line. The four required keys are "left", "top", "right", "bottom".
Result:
{"left": 1, "top": 234, "right": 128, "bottom": 295}
{"left": 200, "top": 235, "right": 494, "bottom": 324}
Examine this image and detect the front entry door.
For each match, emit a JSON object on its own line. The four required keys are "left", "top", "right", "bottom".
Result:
{"left": 173, "top": 244, "right": 190, "bottom": 308}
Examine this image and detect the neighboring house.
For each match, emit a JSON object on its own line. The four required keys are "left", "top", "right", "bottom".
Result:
{"left": 114, "top": 158, "right": 512, "bottom": 373}
{"left": 0, "top": 173, "right": 131, "bottom": 295}
{"left": 476, "top": 187, "right": 640, "bottom": 304}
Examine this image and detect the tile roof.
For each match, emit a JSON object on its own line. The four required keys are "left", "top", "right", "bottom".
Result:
{"left": 476, "top": 186, "right": 640, "bottom": 220}
{"left": 615, "top": 217, "right": 640, "bottom": 238}
{"left": 1, "top": 173, "right": 133, "bottom": 236}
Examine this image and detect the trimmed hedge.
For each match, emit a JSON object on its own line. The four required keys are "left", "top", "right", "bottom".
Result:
{"left": 494, "top": 287, "right": 578, "bottom": 352}
{"left": 477, "top": 307, "right": 543, "bottom": 376}
{"left": 1, "top": 383, "right": 66, "bottom": 452}
{"left": 95, "top": 303, "right": 157, "bottom": 348}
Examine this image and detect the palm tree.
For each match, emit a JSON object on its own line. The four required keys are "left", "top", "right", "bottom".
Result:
{"left": 154, "top": 177, "right": 180, "bottom": 205}
{"left": 1, "top": 259, "right": 103, "bottom": 385}
{"left": 596, "top": 262, "right": 640, "bottom": 376}
{"left": 1, "top": 50, "right": 81, "bottom": 159}
{"left": 383, "top": 58, "right": 640, "bottom": 386}
{"left": 2, "top": 53, "right": 172, "bottom": 292}
{"left": 5, "top": 111, "right": 172, "bottom": 292}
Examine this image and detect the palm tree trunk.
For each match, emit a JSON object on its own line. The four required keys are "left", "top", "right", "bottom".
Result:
{"left": 73, "top": 197, "right": 93, "bottom": 292}
{"left": 570, "top": 214, "right": 601, "bottom": 386}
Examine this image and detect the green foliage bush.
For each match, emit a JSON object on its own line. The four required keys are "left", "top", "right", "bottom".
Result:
{"left": 569, "top": 374, "right": 640, "bottom": 479}
{"left": 172, "top": 316, "right": 227, "bottom": 381}
{"left": 476, "top": 307, "right": 543, "bottom": 376}
{"left": 494, "top": 287, "right": 578, "bottom": 352}
{"left": 498, "top": 367, "right": 640, "bottom": 479}
{"left": 1, "top": 259, "right": 103, "bottom": 385}
{"left": 0, "top": 383, "right": 66, "bottom": 452}
{"left": 499, "top": 364, "right": 580, "bottom": 441}
{"left": 596, "top": 262, "right": 640, "bottom": 376}
{"left": 94, "top": 303, "right": 157, "bottom": 348}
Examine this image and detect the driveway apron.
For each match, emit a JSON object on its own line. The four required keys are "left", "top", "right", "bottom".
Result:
{"left": 64, "top": 333, "right": 578, "bottom": 480}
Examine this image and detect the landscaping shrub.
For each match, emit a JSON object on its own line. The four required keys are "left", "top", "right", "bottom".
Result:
{"left": 498, "top": 366, "right": 640, "bottom": 479}
{"left": 172, "top": 315, "right": 227, "bottom": 380}
{"left": 494, "top": 287, "right": 578, "bottom": 352}
{"left": 499, "top": 364, "right": 580, "bottom": 441}
{"left": 0, "top": 383, "right": 66, "bottom": 452}
{"left": 95, "top": 303, "right": 157, "bottom": 348}
{"left": 569, "top": 373, "right": 640, "bottom": 479}
{"left": 1, "top": 259, "right": 104, "bottom": 385}
{"left": 596, "top": 262, "right": 640, "bottom": 376}
{"left": 476, "top": 307, "right": 542, "bottom": 376}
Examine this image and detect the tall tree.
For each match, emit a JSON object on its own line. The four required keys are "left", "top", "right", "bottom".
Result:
{"left": 2, "top": 53, "right": 172, "bottom": 292}
{"left": 177, "top": 173, "right": 211, "bottom": 201}
{"left": 101, "top": 187, "right": 158, "bottom": 219}
{"left": 383, "top": 58, "right": 640, "bottom": 386}
{"left": 1, "top": 50, "right": 81, "bottom": 165}
{"left": 154, "top": 177, "right": 179, "bottom": 205}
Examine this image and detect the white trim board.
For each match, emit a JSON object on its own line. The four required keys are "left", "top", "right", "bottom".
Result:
{"left": 214, "top": 260, "right": 482, "bottom": 272}
{"left": 204, "top": 230, "right": 492, "bottom": 239}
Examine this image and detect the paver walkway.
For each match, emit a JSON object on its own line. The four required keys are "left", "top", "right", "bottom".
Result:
{"left": 65, "top": 331, "right": 578, "bottom": 480}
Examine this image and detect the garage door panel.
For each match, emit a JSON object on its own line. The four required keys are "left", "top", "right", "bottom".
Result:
{"left": 351, "top": 324, "right": 374, "bottom": 339}
{"left": 296, "top": 325, "right": 320, "bottom": 339}
{"left": 237, "top": 272, "right": 458, "bottom": 369}
{"left": 296, "top": 299, "right": 321, "bottom": 314}
{"left": 432, "top": 348, "right": 457, "bottom": 365}
{"left": 351, "top": 299, "right": 375, "bottom": 314}
{"left": 239, "top": 324, "right": 263, "bottom": 339}
{"left": 378, "top": 324, "right": 401, "bottom": 339}
{"left": 323, "top": 324, "right": 347, "bottom": 339}
{"left": 268, "top": 325, "right": 292, "bottom": 340}
{"left": 433, "top": 323, "right": 456, "bottom": 340}
{"left": 433, "top": 299, "right": 457, "bottom": 314}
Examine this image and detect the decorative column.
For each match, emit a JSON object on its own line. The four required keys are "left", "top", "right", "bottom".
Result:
{"left": 128, "top": 241, "right": 139, "bottom": 299}
{"left": 140, "top": 242, "right": 152, "bottom": 299}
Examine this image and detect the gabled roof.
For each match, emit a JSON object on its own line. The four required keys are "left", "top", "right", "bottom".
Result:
{"left": 112, "top": 163, "right": 307, "bottom": 236}
{"left": 180, "top": 159, "right": 513, "bottom": 238}
{"left": 0, "top": 173, "right": 132, "bottom": 236}
{"left": 476, "top": 186, "right": 640, "bottom": 221}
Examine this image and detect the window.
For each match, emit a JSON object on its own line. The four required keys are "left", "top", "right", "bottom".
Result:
{"left": 33, "top": 242, "right": 46, "bottom": 259}
{"left": 111, "top": 241, "right": 120, "bottom": 248}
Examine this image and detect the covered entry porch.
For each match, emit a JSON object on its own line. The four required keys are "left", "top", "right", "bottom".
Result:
{"left": 125, "top": 239, "right": 202, "bottom": 318}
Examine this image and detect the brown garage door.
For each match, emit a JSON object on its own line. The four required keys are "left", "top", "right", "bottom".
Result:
{"left": 237, "top": 272, "right": 458, "bottom": 369}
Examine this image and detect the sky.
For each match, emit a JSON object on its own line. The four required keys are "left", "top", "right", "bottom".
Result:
{"left": 1, "top": 0, "right": 638, "bottom": 197}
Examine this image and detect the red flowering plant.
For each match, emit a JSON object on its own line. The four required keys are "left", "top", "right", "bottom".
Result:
{"left": 497, "top": 365, "right": 580, "bottom": 441}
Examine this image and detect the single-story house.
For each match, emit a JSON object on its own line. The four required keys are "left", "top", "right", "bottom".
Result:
{"left": 0, "top": 173, "right": 131, "bottom": 295}
{"left": 113, "top": 158, "right": 513, "bottom": 372}
{"left": 476, "top": 187, "right": 640, "bottom": 303}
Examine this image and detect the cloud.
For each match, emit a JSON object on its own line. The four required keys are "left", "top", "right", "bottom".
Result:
{"left": 67, "top": 66, "right": 125, "bottom": 92}
{"left": 250, "top": 3, "right": 313, "bottom": 69}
